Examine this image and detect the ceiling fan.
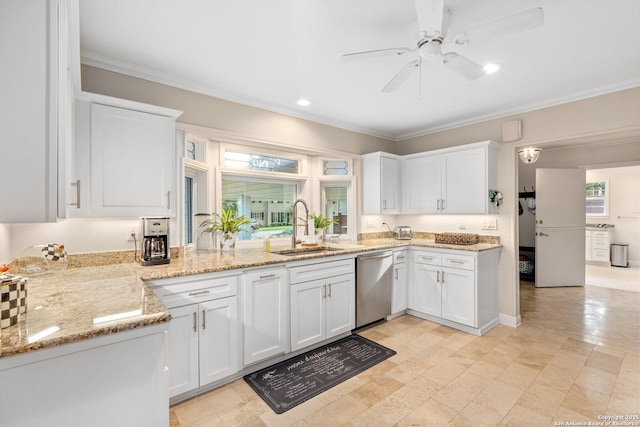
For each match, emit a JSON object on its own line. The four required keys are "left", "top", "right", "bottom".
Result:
{"left": 343, "top": 0, "right": 544, "bottom": 93}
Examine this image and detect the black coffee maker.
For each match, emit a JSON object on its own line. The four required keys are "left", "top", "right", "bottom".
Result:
{"left": 140, "top": 217, "right": 170, "bottom": 266}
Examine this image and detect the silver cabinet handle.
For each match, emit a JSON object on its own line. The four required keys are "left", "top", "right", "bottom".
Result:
{"left": 328, "top": 283, "right": 332, "bottom": 298}
{"left": 448, "top": 260, "right": 465, "bottom": 264}
{"left": 193, "top": 311, "right": 197, "bottom": 332}
{"left": 202, "top": 309, "right": 206, "bottom": 330}
{"left": 260, "top": 273, "right": 277, "bottom": 279}
{"left": 188, "top": 290, "right": 210, "bottom": 297}
{"left": 441, "top": 271, "right": 445, "bottom": 283}
{"left": 322, "top": 284, "right": 326, "bottom": 299}
{"left": 437, "top": 271, "right": 440, "bottom": 282}
{"left": 441, "top": 199, "right": 445, "bottom": 211}
{"left": 395, "top": 268, "right": 398, "bottom": 280}
{"left": 396, "top": 255, "right": 405, "bottom": 260}
{"left": 69, "top": 180, "right": 81, "bottom": 208}
{"left": 383, "top": 200, "right": 387, "bottom": 209}
{"left": 436, "top": 199, "right": 440, "bottom": 211}
{"left": 421, "top": 256, "right": 434, "bottom": 261}
{"left": 538, "top": 232, "right": 549, "bottom": 237}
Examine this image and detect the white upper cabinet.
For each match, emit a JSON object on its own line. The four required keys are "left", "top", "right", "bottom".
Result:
{"left": 0, "top": 0, "right": 79, "bottom": 222}
{"left": 361, "top": 152, "right": 401, "bottom": 214}
{"left": 404, "top": 141, "right": 500, "bottom": 214}
{"left": 72, "top": 93, "right": 182, "bottom": 217}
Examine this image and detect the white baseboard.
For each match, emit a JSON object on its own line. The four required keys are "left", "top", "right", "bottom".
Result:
{"left": 499, "top": 313, "right": 521, "bottom": 328}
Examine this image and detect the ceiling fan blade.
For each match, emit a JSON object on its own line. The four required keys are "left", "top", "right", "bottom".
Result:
{"left": 414, "top": 0, "right": 445, "bottom": 37}
{"left": 342, "top": 47, "right": 413, "bottom": 61}
{"left": 441, "top": 52, "right": 485, "bottom": 80}
{"left": 453, "top": 7, "right": 544, "bottom": 45}
{"left": 382, "top": 59, "right": 421, "bottom": 92}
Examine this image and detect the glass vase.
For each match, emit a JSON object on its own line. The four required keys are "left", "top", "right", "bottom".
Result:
{"left": 218, "top": 232, "right": 237, "bottom": 252}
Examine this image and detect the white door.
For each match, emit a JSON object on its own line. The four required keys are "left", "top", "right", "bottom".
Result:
{"left": 199, "top": 297, "right": 238, "bottom": 387}
{"left": 167, "top": 305, "right": 199, "bottom": 397}
{"left": 535, "top": 168, "right": 586, "bottom": 287}
{"left": 325, "top": 274, "right": 355, "bottom": 338}
{"left": 243, "top": 268, "right": 288, "bottom": 365}
{"left": 290, "top": 280, "right": 325, "bottom": 352}
{"left": 411, "top": 263, "right": 441, "bottom": 316}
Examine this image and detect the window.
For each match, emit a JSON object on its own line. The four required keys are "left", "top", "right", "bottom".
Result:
{"left": 221, "top": 177, "right": 299, "bottom": 241}
{"left": 586, "top": 180, "right": 608, "bottom": 216}
{"left": 224, "top": 151, "right": 299, "bottom": 174}
{"left": 323, "top": 160, "right": 349, "bottom": 176}
{"left": 320, "top": 179, "right": 355, "bottom": 240}
{"left": 184, "top": 176, "right": 194, "bottom": 244}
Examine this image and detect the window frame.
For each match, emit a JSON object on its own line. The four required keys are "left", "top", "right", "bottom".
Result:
{"left": 586, "top": 179, "right": 609, "bottom": 218}
{"left": 318, "top": 176, "right": 356, "bottom": 241}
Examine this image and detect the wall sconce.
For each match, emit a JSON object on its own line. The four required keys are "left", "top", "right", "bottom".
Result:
{"left": 518, "top": 147, "right": 541, "bottom": 164}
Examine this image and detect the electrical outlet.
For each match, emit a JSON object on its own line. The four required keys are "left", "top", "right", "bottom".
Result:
{"left": 367, "top": 221, "right": 375, "bottom": 229}
{"left": 127, "top": 230, "right": 137, "bottom": 241}
{"left": 482, "top": 219, "right": 498, "bottom": 230}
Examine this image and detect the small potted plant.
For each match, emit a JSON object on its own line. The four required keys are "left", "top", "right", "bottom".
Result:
{"left": 196, "top": 208, "right": 251, "bottom": 251}
{"left": 309, "top": 213, "right": 337, "bottom": 242}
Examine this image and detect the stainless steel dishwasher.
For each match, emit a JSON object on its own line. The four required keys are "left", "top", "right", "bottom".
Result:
{"left": 356, "top": 250, "right": 393, "bottom": 328}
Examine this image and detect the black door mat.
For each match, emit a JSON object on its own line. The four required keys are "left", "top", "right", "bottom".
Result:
{"left": 244, "top": 334, "right": 396, "bottom": 414}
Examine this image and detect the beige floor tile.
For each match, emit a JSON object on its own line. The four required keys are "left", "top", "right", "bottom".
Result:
{"left": 217, "top": 398, "right": 269, "bottom": 427}
{"left": 561, "top": 384, "right": 610, "bottom": 419}
{"left": 173, "top": 387, "right": 244, "bottom": 426}
{"left": 516, "top": 381, "right": 566, "bottom": 417}
{"left": 448, "top": 401, "right": 504, "bottom": 427}
{"left": 514, "top": 347, "right": 555, "bottom": 371}
{"left": 549, "top": 349, "right": 589, "bottom": 370}
{"left": 432, "top": 373, "right": 485, "bottom": 412}
{"left": 348, "top": 374, "right": 404, "bottom": 408}
{"left": 422, "top": 357, "right": 469, "bottom": 387}
{"left": 441, "top": 331, "right": 477, "bottom": 351}
{"left": 607, "top": 378, "right": 640, "bottom": 414}
{"left": 316, "top": 375, "right": 366, "bottom": 405}
{"left": 552, "top": 406, "right": 598, "bottom": 426}
{"left": 498, "top": 404, "right": 553, "bottom": 427}
{"left": 473, "top": 379, "right": 524, "bottom": 416}
{"left": 385, "top": 357, "right": 429, "bottom": 384}
{"left": 187, "top": 413, "right": 226, "bottom": 427}
{"left": 388, "top": 375, "right": 443, "bottom": 410}
{"left": 534, "top": 363, "right": 581, "bottom": 393}
{"left": 396, "top": 398, "right": 458, "bottom": 427}
{"left": 302, "top": 394, "right": 367, "bottom": 427}
{"left": 496, "top": 362, "right": 540, "bottom": 391}
{"left": 574, "top": 365, "right": 618, "bottom": 395}
{"left": 584, "top": 349, "right": 624, "bottom": 375}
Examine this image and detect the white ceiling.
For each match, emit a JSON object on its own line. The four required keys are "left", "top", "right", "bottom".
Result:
{"left": 79, "top": 0, "right": 640, "bottom": 141}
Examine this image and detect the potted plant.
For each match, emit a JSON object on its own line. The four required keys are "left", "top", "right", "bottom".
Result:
{"left": 196, "top": 208, "right": 251, "bottom": 251}
{"left": 309, "top": 213, "right": 337, "bottom": 242}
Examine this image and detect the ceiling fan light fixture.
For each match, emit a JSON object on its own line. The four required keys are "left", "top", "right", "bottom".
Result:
{"left": 483, "top": 63, "right": 501, "bottom": 74}
{"left": 296, "top": 99, "right": 312, "bottom": 107}
{"left": 518, "top": 147, "right": 541, "bottom": 164}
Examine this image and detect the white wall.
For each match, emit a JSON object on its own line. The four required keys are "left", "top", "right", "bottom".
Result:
{"left": 0, "top": 224, "right": 10, "bottom": 265}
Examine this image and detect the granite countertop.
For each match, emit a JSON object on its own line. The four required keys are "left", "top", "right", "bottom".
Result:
{"left": 1, "top": 237, "right": 500, "bottom": 359}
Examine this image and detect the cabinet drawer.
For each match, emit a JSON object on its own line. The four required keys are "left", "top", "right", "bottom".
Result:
{"left": 592, "top": 238, "right": 610, "bottom": 249}
{"left": 394, "top": 250, "right": 408, "bottom": 264}
{"left": 442, "top": 253, "right": 475, "bottom": 271}
{"left": 289, "top": 258, "right": 354, "bottom": 284}
{"left": 412, "top": 251, "right": 442, "bottom": 266}
{"left": 592, "top": 231, "right": 610, "bottom": 238}
{"left": 592, "top": 250, "right": 610, "bottom": 262}
{"left": 150, "top": 276, "right": 238, "bottom": 308}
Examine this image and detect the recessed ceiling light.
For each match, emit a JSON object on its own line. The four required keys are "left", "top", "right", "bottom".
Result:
{"left": 296, "top": 99, "right": 312, "bottom": 107}
{"left": 483, "top": 63, "right": 502, "bottom": 74}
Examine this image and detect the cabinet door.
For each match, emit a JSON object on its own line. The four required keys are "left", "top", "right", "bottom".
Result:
{"left": 290, "top": 279, "right": 326, "bottom": 352}
{"left": 392, "top": 262, "right": 408, "bottom": 314}
{"left": 167, "top": 305, "right": 199, "bottom": 398}
{"left": 585, "top": 231, "right": 592, "bottom": 261}
{"left": 199, "top": 297, "right": 238, "bottom": 387}
{"left": 441, "top": 267, "right": 476, "bottom": 327}
{"left": 411, "top": 263, "right": 441, "bottom": 317}
{"left": 443, "top": 148, "right": 486, "bottom": 213}
{"left": 381, "top": 156, "right": 400, "bottom": 213}
{"left": 404, "top": 155, "right": 442, "bottom": 213}
{"left": 243, "top": 268, "right": 288, "bottom": 365}
{"left": 90, "top": 103, "right": 175, "bottom": 216}
{"left": 326, "top": 273, "right": 355, "bottom": 339}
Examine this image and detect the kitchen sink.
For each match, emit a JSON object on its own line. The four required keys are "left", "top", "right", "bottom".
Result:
{"left": 271, "top": 246, "right": 343, "bottom": 256}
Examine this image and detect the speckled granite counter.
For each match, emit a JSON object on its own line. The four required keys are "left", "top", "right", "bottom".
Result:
{"left": 0, "top": 264, "right": 169, "bottom": 358}
{"left": 1, "top": 237, "right": 500, "bottom": 358}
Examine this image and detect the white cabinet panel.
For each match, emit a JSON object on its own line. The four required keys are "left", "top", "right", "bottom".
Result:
{"left": 410, "top": 263, "right": 441, "bottom": 317}
{"left": 441, "top": 267, "right": 475, "bottom": 327}
{"left": 199, "top": 297, "right": 238, "bottom": 386}
{"left": 391, "top": 261, "right": 408, "bottom": 314}
{"left": 443, "top": 148, "right": 486, "bottom": 214}
{"left": 404, "top": 155, "right": 441, "bottom": 213}
{"left": 89, "top": 103, "right": 176, "bottom": 217}
{"left": 362, "top": 152, "right": 401, "bottom": 214}
{"left": 325, "top": 273, "right": 355, "bottom": 338}
{"left": 167, "top": 305, "right": 199, "bottom": 397}
{"left": 243, "top": 267, "right": 289, "bottom": 365}
{"left": 290, "top": 279, "right": 326, "bottom": 351}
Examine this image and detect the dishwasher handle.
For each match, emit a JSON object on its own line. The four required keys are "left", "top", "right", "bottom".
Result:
{"left": 357, "top": 251, "right": 393, "bottom": 261}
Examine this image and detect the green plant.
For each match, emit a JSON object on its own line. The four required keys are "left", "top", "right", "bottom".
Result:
{"left": 196, "top": 208, "right": 251, "bottom": 234}
{"left": 310, "top": 213, "right": 337, "bottom": 230}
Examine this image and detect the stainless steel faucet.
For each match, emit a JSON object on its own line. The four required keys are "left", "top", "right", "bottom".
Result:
{"left": 292, "top": 199, "right": 309, "bottom": 249}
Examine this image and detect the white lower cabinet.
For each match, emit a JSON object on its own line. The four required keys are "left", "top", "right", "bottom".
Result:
{"left": 147, "top": 273, "right": 239, "bottom": 398}
{"left": 409, "top": 248, "right": 500, "bottom": 335}
{"left": 243, "top": 267, "right": 289, "bottom": 366}
{"left": 391, "top": 250, "right": 408, "bottom": 314}
{"left": 290, "top": 258, "right": 355, "bottom": 352}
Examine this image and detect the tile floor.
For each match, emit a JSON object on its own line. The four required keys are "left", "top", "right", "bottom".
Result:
{"left": 170, "top": 282, "right": 640, "bottom": 427}
{"left": 586, "top": 263, "right": 640, "bottom": 293}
